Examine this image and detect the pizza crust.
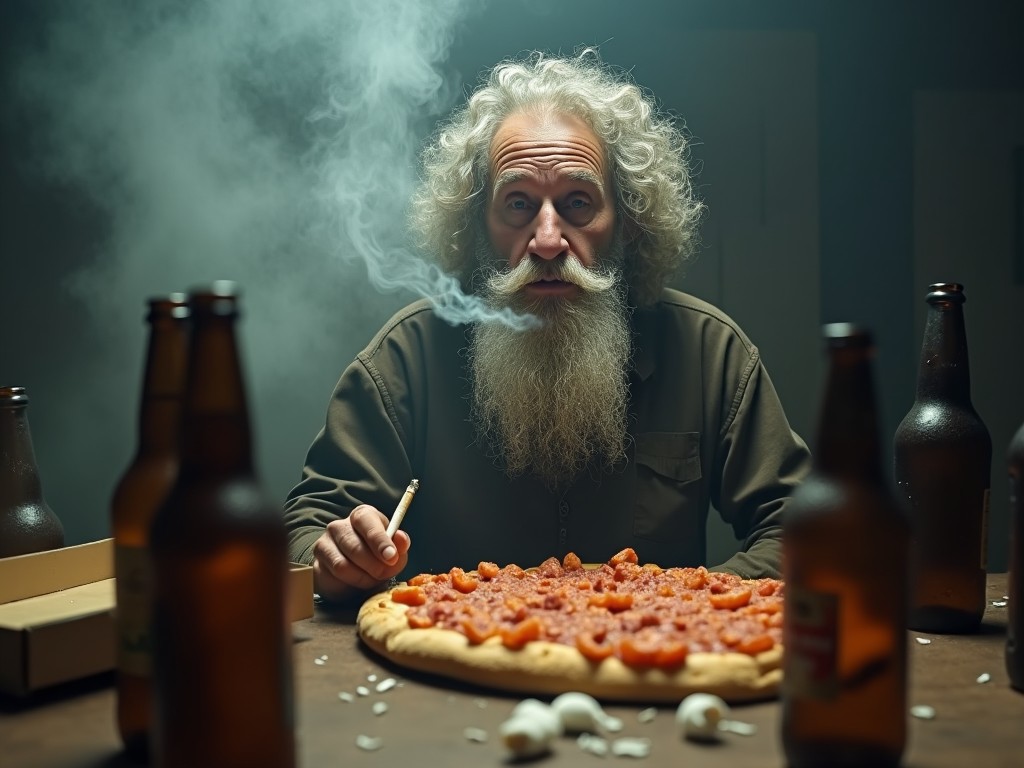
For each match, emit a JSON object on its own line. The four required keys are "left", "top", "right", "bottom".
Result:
{"left": 357, "top": 589, "right": 782, "bottom": 703}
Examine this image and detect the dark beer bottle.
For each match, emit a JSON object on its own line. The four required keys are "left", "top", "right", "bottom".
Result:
{"left": 150, "top": 282, "right": 294, "bottom": 768}
{"left": 1008, "top": 419, "right": 1024, "bottom": 692}
{"left": 110, "top": 294, "right": 189, "bottom": 760}
{"left": 894, "top": 283, "right": 991, "bottom": 633}
{"left": 782, "top": 325, "right": 910, "bottom": 768}
{"left": 0, "top": 386, "right": 64, "bottom": 558}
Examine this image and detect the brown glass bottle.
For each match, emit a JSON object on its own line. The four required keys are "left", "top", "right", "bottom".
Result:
{"left": 894, "top": 283, "right": 991, "bottom": 633}
{"left": 150, "top": 282, "right": 294, "bottom": 768}
{"left": 1008, "top": 419, "right": 1024, "bottom": 692}
{"left": 0, "top": 386, "right": 64, "bottom": 558}
{"left": 782, "top": 325, "right": 910, "bottom": 768}
{"left": 110, "top": 295, "right": 189, "bottom": 761}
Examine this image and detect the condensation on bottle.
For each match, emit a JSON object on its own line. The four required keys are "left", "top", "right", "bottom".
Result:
{"left": 894, "top": 282, "right": 991, "bottom": 633}
{"left": 149, "top": 281, "right": 294, "bottom": 768}
{"left": 1008, "top": 419, "right": 1024, "bottom": 693}
{"left": 110, "top": 294, "right": 189, "bottom": 761}
{"left": 782, "top": 324, "right": 910, "bottom": 768}
{"left": 0, "top": 386, "right": 64, "bottom": 558}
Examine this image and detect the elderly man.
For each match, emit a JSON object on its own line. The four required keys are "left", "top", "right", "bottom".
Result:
{"left": 284, "top": 51, "right": 810, "bottom": 603}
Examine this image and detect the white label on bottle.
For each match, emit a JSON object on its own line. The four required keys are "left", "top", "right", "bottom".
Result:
{"left": 114, "top": 544, "right": 153, "bottom": 677}
{"left": 981, "top": 488, "right": 990, "bottom": 571}
{"left": 784, "top": 586, "right": 839, "bottom": 700}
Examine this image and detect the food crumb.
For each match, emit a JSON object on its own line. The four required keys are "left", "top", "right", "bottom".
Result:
{"left": 611, "top": 736, "right": 652, "bottom": 758}
{"left": 577, "top": 733, "right": 610, "bottom": 756}
{"left": 992, "top": 600, "right": 1008, "bottom": 608}
{"left": 463, "top": 727, "right": 488, "bottom": 743}
{"left": 910, "top": 705, "right": 936, "bottom": 720}
{"left": 356, "top": 734, "right": 383, "bottom": 751}
{"left": 313, "top": 658, "right": 326, "bottom": 666}
{"left": 372, "top": 701, "right": 389, "bottom": 716}
{"left": 977, "top": 673, "right": 991, "bottom": 684}
{"left": 914, "top": 637, "right": 932, "bottom": 645}
{"left": 356, "top": 686, "right": 370, "bottom": 697}
{"left": 367, "top": 673, "right": 378, "bottom": 682}
{"left": 375, "top": 677, "right": 398, "bottom": 693}
{"left": 637, "top": 707, "right": 658, "bottom": 724}
{"left": 338, "top": 692, "right": 354, "bottom": 703}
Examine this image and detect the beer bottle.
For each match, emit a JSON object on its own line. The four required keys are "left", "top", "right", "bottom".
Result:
{"left": 150, "top": 282, "right": 294, "bottom": 768}
{"left": 1008, "top": 419, "right": 1024, "bottom": 692}
{"left": 894, "top": 283, "right": 991, "bottom": 633}
{"left": 782, "top": 324, "right": 910, "bottom": 768}
{"left": 110, "top": 294, "right": 189, "bottom": 760}
{"left": 0, "top": 386, "right": 64, "bottom": 558}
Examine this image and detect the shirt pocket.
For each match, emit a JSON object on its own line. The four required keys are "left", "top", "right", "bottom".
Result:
{"left": 632, "top": 431, "right": 703, "bottom": 541}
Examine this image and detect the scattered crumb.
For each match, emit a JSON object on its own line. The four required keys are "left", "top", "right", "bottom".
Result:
{"left": 372, "top": 701, "right": 389, "bottom": 716}
{"left": 637, "top": 707, "right": 658, "bottom": 724}
{"left": 376, "top": 677, "right": 398, "bottom": 693}
{"left": 356, "top": 686, "right": 370, "bottom": 697}
{"left": 355, "top": 734, "right": 383, "bottom": 751}
{"left": 915, "top": 637, "right": 932, "bottom": 645}
{"left": 463, "top": 727, "right": 488, "bottom": 743}
{"left": 910, "top": 705, "right": 936, "bottom": 720}
{"left": 611, "top": 736, "right": 652, "bottom": 758}
{"left": 338, "top": 692, "right": 354, "bottom": 703}
{"left": 977, "top": 673, "right": 991, "bottom": 684}
{"left": 577, "top": 733, "right": 610, "bottom": 756}
{"left": 367, "top": 673, "right": 378, "bottom": 682}
{"left": 313, "top": 658, "right": 326, "bottom": 666}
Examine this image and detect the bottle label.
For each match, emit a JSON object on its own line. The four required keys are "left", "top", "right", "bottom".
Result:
{"left": 784, "top": 586, "right": 839, "bottom": 699}
{"left": 981, "top": 488, "right": 990, "bottom": 571}
{"left": 114, "top": 544, "right": 153, "bottom": 677}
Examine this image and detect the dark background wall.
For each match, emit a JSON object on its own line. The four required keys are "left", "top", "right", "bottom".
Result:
{"left": 2, "top": 0, "right": 1022, "bottom": 569}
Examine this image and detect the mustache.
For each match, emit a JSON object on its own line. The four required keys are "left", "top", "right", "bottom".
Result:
{"left": 483, "top": 255, "right": 619, "bottom": 298}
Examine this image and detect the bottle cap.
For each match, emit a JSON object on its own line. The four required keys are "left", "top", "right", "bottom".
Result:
{"left": 821, "top": 323, "right": 874, "bottom": 349}
{"left": 0, "top": 386, "right": 29, "bottom": 406}
{"left": 926, "top": 283, "right": 965, "bottom": 305}
{"left": 188, "top": 280, "right": 241, "bottom": 317}
{"left": 147, "top": 293, "right": 190, "bottom": 321}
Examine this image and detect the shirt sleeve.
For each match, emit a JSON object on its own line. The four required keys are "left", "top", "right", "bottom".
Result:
{"left": 282, "top": 354, "right": 412, "bottom": 565}
{"left": 708, "top": 350, "right": 811, "bottom": 579}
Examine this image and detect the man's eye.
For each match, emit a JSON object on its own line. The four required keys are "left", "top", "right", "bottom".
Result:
{"left": 509, "top": 198, "right": 529, "bottom": 211}
{"left": 567, "top": 198, "right": 589, "bottom": 209}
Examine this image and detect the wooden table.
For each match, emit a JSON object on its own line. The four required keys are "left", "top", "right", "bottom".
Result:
{"left": 2, "top": 575, "right": 1022, "bottom": 767}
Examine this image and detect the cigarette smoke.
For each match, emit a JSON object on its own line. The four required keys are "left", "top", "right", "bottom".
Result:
{"left": 6, "top": 0, "right": 527, "bottom": 517}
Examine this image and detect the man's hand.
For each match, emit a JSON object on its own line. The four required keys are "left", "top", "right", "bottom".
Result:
{"left": 312, "top": 504, "right": 412, "bottom": 603}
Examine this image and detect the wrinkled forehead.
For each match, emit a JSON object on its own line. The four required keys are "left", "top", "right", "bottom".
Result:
{"left": 488, "top": 110, "right": 609, "bottom": 193}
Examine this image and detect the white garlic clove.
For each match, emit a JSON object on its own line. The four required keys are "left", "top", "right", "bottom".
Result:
{"left": 511, "top": 698, "right": 564, "bottom": 737}
{"left": 676, "top": 693, "right": 730, "bottom": 742}
{"left": 499, "top": 714, "right": 558, "bottom": 758}
{"left": 551, "top": 691, "right": 621, "bottom": 734}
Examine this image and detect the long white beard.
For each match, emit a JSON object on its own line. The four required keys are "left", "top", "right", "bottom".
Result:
{"left": 468, "top": 252, "right": 632, "bottom": 489}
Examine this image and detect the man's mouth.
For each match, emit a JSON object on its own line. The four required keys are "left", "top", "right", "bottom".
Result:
{"left": 525, "top": 278, "right": 579, "bottom": 297}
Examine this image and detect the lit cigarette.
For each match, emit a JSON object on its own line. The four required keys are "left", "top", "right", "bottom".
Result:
{"left": 385, "top": 479, "right": 420, "bottom": 537}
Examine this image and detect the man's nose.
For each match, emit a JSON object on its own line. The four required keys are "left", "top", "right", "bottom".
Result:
{"left": 528, "top": 201, "right": 569, "bottom": 261}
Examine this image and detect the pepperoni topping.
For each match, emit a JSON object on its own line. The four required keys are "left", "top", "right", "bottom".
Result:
{"left": 394, "top": 548, "right": 784, "bottom": 670}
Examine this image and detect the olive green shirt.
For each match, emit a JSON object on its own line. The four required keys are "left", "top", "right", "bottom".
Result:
{"left": 284, "top": 288, "right": 810, "bottom": 582}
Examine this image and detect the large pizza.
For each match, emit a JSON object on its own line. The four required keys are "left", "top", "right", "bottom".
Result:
{"left": 356, "top": 548, "right": 783, "bottom": 703}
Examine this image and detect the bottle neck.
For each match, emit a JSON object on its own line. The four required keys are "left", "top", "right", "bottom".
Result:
{"left": 915, "top": 300, "right": 971, "bottom": 403}
{"left": 0, "top": 406, "right": 45, "bottom": 504}
{"left": 137, "top": 316, "right": 189, "bottom": 455}
{"left": 178, "top": 314, "right": 254, "bottom": 477}
{"left": 815, "top": 346, "right": 884, "bottom": 482}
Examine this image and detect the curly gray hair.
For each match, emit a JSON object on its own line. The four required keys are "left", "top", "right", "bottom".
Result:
{"left": 409, "top": 49, "right": 704, "bottom": 307}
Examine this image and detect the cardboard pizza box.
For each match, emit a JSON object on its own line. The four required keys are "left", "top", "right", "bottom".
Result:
{"left": 0, "top": 538, "right": 314, "bottom": 697}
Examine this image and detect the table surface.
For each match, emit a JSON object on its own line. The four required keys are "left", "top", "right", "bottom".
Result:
{"left": 2, "top": 575, "right": 1022, "bottom": 768}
